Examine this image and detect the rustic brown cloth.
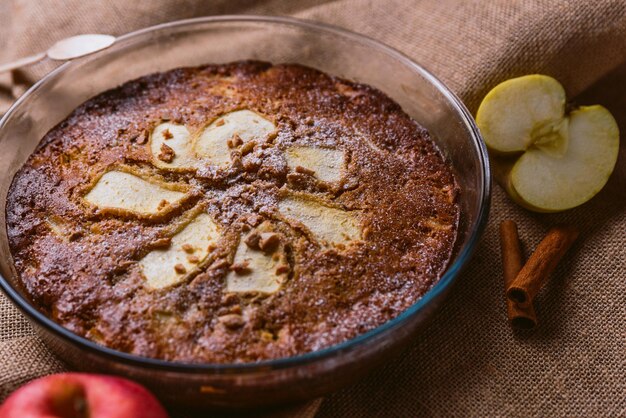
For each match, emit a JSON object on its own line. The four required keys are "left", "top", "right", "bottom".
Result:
{"left": 1, "top": 0, "right": 625, "bottom": 417}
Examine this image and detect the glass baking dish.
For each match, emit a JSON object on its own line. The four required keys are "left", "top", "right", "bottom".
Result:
{"left": 0, "top": 16, "right": 490, "bottom": 409}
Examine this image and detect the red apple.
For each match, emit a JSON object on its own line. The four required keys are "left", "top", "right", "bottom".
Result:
{"left": 0, "top": 373, "right": 169, "bottom": 418}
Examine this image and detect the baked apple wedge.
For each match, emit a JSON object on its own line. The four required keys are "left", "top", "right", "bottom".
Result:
{"left": 477, "top": 75, "right": 619, "bottom": 212}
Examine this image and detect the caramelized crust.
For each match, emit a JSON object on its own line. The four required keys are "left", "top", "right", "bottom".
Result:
{"left": 6, "top": 61, "right": 460, "bottom": 363}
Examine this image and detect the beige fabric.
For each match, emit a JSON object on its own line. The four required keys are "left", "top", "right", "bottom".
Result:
{"left": 1, "top": 0, "right": 625, "bottom": 417}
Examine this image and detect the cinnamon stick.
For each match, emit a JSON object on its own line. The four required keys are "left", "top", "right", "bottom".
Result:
{"left": 500, "top": 220, "right": 537, "bottom": 329}
{"left": 507, "top": 225, "right": 579, "bottom": 306}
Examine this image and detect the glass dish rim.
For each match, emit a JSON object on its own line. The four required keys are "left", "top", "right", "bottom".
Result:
{"left": 0, "top": 14, "right": 491, "bottom": 374}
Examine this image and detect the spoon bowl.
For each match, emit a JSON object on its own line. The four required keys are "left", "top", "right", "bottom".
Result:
{"left": 47, "top": 34, "right": 116, "bottom": 61}
{"left": 0, "top": 33, "right": 115, "bottom": 73}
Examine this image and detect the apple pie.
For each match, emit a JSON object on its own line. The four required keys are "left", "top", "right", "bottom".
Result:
{"left": 6, "top": 61, "right": 460, "bottom": 363}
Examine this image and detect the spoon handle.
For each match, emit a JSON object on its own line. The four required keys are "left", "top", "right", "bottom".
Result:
{"left": 0, "top": 52, "right": 47, "bottom": 74}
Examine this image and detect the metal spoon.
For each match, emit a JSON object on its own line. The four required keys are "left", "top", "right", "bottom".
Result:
{"left": 0, "top": 34, "right": 116, "bottom": 73}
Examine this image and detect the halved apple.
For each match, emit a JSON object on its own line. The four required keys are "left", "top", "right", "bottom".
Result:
{"left": 477, "top": 75, "right": 619, "bottom": 212}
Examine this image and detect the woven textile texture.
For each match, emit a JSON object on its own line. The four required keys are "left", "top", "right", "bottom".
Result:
{"left": 1, "top": 1, "right": 625, "bottom": 417}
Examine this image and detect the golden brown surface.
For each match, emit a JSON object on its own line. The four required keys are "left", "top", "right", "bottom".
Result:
{"left": 6, "top": 61, "right": 459, "bottom": 363}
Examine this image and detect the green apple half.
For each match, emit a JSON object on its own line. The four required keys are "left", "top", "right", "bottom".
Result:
{"left": 477, "top": 75, "right": 620, "bottom": 212}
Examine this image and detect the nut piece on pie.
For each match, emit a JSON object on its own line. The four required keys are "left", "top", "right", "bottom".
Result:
{"left": 226, "top": 222, "right": 289, "bottom": 294}
{"left": 84, "top": 170, "right": 188, "bottom": 216}
{"left": 278, "top": 193, "right": 361, "bottom": 246}
{"left": 139, "top": 213, "right": 220, "bottom": 289}
{"left": 285, "top": 146, "right": 345, "bottom": 183}
{"left": 149, "top": 123, "right": 195, "bottom": 169}
{"left": 194, "top": 110, "right": 276, "bottom": 167}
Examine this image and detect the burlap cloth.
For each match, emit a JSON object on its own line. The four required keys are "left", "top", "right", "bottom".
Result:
{"left": 1, "top": 1, "right": 625, "bottom": 416}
